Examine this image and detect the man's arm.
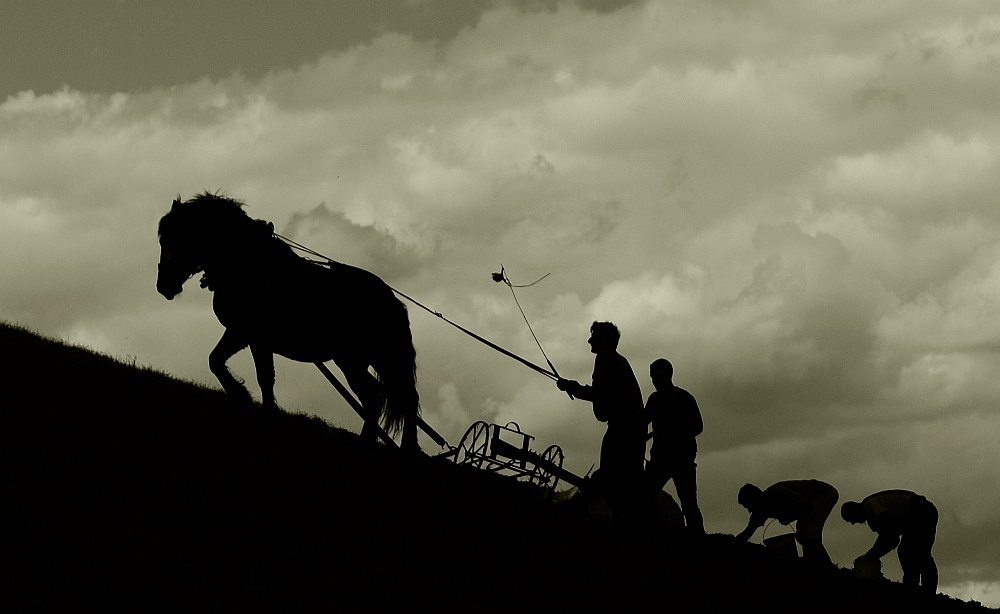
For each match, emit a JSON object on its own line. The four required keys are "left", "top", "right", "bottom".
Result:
{"left": 588, "top": 355, "right": 617, "bottom": 421}
{"left": 683, "top": 390, "right": 704, "bottom": 437}
{"left": 558, "top": 378, "right": 595, "bottom": 401}
{"left": 863, "top": 510, "right": 903, "bottom": 559}
{"left": 731, "top": 524, "right": 758, "bottom": 545}
{"left": 728, "top": 514, "right": 766, "bottom": 548}
{"left": 865, "top": 532, "right": 901, "bottom": 560}
{"left": 644, "top": 393, "right": 658, "bottom": 442}
{"left": 867, "top": 509, "right": 904, "bottom": 536}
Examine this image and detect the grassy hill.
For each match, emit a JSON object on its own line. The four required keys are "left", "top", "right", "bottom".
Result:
{"left": 1, "top": 321, "right": 995, "bottom": 612}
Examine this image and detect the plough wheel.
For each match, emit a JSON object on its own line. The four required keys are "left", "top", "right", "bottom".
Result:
{"left": 534, "top": 444, "right": 564, "bottom": 493}
{"left": 454, "top": 421, "right": 490, "bottom": 468}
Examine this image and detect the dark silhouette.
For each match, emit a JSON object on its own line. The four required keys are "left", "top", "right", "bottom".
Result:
{"left": 4, "top": 322, "right": 991, "bottom": 612}
{"left": 451, "top": 420, "right": 578, "bottom": 495}
{"left": 841, "top": 490, "right": 939, "bottom": 594}
{"left": 643, "top": 358, "right": 705, "bottom": 535}
{"left": 731, "top": 480, "right": 839, "bottom": 568}
{"left": 156, "top": 192, "right": 421, "bottom": 453}
{"left": 557, "top": 321, "right": 647, "bottom": 528}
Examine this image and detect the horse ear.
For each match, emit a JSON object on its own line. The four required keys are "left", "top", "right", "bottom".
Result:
{"left": 171, "top": 197, "right": 181, "bottom": 210}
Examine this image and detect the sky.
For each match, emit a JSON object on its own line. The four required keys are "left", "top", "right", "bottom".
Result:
{"left": 2, "top": 0, "right": 1000, "bottom": 604}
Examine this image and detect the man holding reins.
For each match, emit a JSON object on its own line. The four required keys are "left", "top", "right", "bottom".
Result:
{"left": 558, "top": 321, "right": 648, "bottom": 529}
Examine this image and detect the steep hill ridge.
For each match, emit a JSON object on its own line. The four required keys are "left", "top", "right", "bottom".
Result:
{"left": 1, "top": 322, "right": 994, "bottom": 611}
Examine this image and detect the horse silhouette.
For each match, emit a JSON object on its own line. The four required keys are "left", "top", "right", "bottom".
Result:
{"left": 156, "top": 192, "right": 421, "bottom": 453}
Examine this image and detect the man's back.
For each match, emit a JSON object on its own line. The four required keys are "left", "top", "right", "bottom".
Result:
{"left": 862, "top": 490, "right": 919, "bottom": 532}
{"left": 646, "top": 386, "right": 702, "bottom": 460}
{"left": 590, "top": 351, "right": 643, "bottom": 426}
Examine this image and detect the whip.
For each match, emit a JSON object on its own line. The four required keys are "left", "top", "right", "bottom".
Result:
{"left": 491, "top": 265, "right": 560, "bottom": 379}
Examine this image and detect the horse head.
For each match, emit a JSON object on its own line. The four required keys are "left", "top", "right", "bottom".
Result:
{"left": 156, "top": 198, "right": 203, "bottom": 299}
{"left": 156, "top": 192, "right": 264, "bottom": 299}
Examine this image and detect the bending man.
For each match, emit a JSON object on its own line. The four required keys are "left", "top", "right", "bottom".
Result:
{"left": 731, "top": 480, "right": 839, "bottom": 567}
{"left": 841, "top": 489, "right": 938, "bottom": 593}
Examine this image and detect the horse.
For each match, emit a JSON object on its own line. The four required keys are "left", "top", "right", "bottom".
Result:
{"left": 156, "top": 192, "right": 421, "bottom": 453}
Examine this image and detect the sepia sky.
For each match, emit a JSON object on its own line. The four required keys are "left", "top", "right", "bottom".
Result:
{"left": 3, "top": 0, "right": 1000, "bottom": 603}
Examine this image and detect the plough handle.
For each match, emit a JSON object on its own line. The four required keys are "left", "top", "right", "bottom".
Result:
{"left": 314, "top": 362, "right": 450, "bottom": 449}
{"left": 416, "top": 416, "right": 449, "bottom": 448}
{"left": 314, "top": 362, "right": 398, "bottom": 450}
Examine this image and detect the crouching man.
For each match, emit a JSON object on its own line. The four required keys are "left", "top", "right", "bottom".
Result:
{"left": 841, "top": 489, "right": 938, "bottom": 594}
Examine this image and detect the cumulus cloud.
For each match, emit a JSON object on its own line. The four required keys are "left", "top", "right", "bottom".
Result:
{"left": 282, "top": 203, "right": 424, "bottom": 281}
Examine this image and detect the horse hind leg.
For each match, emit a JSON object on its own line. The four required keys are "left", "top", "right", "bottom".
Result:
{"left": 375, "top": 362, "right": 421, "bottom": 455}
{"left": 355, "top": 295, "right": 421, "bottom": 454}
{"left": 340, "top": 364, "right": 387, "bottom": 443}
{"left": 209, "top": 330, "right": 253, "bottom": 407}
{"left": 393, "top": 381, "right": 420, "bottom": 454}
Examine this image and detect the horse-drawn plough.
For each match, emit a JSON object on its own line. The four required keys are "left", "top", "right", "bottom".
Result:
{"left": 316, "top": 361, "right": 585, "bottom": 494}
{"left": 442, "top": 420, "right": 586, "bottom": 493}
{"left": 156, "top": 193, "right": 589, "bottom": 494}
{"left": 316, "top": 361, "right": 587, "bottom": 496}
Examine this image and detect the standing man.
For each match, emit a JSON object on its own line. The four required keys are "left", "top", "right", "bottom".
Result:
{"left": 730, "top": 480, "right": 839, "bottom": 567}
{"left": 557, "top": 321, "right": 647, "bottom": 528}
{"left": 841, "top": 490, "right": 939, "bottom": 593}
{"left": 644, "top": 358, "right": 705, "bottom": 535}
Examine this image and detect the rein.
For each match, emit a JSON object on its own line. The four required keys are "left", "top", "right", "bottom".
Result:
{"left": 273, "top": 233, "right": 559, "bottom": 381}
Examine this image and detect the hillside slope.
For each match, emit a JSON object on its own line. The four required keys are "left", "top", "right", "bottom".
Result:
{"left": 1, "top": 322, "right": 994, "bottom": 612}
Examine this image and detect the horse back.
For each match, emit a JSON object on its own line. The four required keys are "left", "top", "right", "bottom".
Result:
{"left": 318, "top": 260, "right": 391, "bottom": 290}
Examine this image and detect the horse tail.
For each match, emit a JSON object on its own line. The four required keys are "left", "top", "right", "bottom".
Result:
{"left": 373, "top": 290, "right": 420, "bottom": 437}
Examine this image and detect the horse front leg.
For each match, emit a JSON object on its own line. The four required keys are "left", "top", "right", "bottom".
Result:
{"left": 250, "top": 345, "right": 278, "bottom": 411}
{"left": 209, "top": 329, "right": 252, "bottom": 407}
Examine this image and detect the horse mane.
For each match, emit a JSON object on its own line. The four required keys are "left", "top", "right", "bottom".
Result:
{"left": 187, "top": 190, "right": 247, "bottom": 211}
{"left": 159, "top": 191, "right": 277, "bottom": 247}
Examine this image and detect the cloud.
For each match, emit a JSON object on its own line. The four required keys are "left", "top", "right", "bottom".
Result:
{"left": 822, "top": 131, "right": 1000, "bottom": 219}
{"left": 2, "top": 0, "right": 1000, "bottom": 599}
{"left": 282, "top": 203, "right": 425, "bottom": 282}
{"left": 880, "top": 241, "right": 1000, "bottom": 351}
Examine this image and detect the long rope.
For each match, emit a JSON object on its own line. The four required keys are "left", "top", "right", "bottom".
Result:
{"left": 273, "top": 233, "right": 559, "bottom": 381}
{"left": 391, "top": 286, "right": 558, "bottom": 381}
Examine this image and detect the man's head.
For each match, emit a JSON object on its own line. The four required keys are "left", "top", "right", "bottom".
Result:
{"left": 650, "top": 358, "right": 674, "bottom": 391}
{"left": 588, "top": 321, "right": 620, "bottom": 354}
{"left": 841, "top": 501, "right": 866, "bottom": 524}
{"left": 737, "top": 483, "right": 763, "bottom": 512}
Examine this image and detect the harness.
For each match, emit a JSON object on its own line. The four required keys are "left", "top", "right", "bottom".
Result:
{"left": 273, "top": 232, "right": 560, "bottom": 382}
